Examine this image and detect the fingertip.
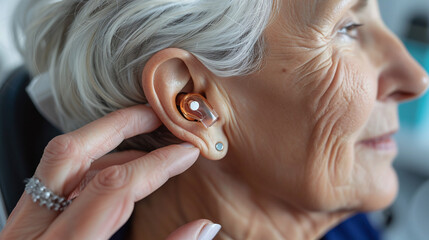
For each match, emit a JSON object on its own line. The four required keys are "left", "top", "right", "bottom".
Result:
{"left": 178, "top": 142, "right": 200, "bottom": 157}
{"left": 166, "top": 144, "right": 200, "bottom": 177}
{"left": 179, "top": 142, "right": 197, "bottom": 149}
{"left": 166, "top": 219, "right": 220, "bottom": 240}
{"left": 171, "top": 142, "right": 200, "bottom": 158}
{"left": 198, "top": 223, "right": 222, "bottom": 240}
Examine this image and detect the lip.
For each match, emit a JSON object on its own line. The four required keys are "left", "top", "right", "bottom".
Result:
{"left": 358, "top": 131, "right": 398, "bottom": 151}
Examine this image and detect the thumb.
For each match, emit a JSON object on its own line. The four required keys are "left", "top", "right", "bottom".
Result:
{"left": 166, "top": 219, "right": 221, "bottom": 240}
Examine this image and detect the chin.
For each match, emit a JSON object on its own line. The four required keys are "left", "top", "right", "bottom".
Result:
{"left": 359, "top": 166, "right": 399, "bottom": 212}
{"left": 350, "top": 142, "right": 399, "bottom": 212}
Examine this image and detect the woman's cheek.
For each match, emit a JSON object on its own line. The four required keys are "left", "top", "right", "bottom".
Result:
{"left": 327, "top": 54, "right": 376, "bottom": 136}
{"left": 300, "top": 54, "right": 377, "bottom": 210}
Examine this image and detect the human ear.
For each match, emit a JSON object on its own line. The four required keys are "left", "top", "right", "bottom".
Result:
{"left": 142, "top": 48, "right": 228, "bottom": 160}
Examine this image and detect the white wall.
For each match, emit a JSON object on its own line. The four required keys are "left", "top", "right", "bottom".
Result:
{"left": 0, "top": 0, "right": 22, "bottom": 86}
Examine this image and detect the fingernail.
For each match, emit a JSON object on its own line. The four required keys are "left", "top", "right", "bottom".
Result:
{"left": 198, "top": 223, "right": 221, "bottom": 240}
{"left": 179, "top": 142, "right": 196, "bottom": 149}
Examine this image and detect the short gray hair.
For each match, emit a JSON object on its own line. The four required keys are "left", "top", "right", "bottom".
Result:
{"left": 14, "top": 0, "right": 275, "bottom": 150}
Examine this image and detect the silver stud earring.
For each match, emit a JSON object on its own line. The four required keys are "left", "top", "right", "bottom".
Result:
{"left": 215, "top": 142, "right": 224, "bottom": 152}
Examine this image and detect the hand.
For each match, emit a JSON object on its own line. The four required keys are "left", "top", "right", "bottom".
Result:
{"left": 0, "top": 105, "right": 221, "bottom": 240}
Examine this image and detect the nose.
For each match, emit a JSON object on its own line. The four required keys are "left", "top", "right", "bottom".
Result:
{"left": 376, "top": 28, "right": 429, "bottom": 102}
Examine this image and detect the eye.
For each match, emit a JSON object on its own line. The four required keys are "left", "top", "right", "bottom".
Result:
{"left": 338, "top": 23, "right": 364, "bottom": 40}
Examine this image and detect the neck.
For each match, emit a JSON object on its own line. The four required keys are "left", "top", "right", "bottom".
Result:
{"left": 130, "top": 157, "right": 353, "bottom": 240}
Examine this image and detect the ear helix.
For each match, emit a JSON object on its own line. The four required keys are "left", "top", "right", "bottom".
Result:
{"left": 176, "top": 93, "right": 219, "bottom": 128}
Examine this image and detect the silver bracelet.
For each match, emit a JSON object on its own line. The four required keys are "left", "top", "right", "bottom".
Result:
{"left": 25, "top": 177, "right": 72, "bottom": 212}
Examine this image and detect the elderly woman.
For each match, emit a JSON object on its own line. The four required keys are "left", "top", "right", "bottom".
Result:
{"left": 1, "top": 0, "right": 429, "bottom": 239}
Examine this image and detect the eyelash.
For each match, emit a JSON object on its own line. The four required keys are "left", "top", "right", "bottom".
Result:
{"left": 338, "top": 23, "right": 364, "bottom": 40}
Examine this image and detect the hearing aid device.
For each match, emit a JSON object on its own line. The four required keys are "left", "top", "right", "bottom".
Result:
{"left": 176, "top": 93, "right": 219, "bottom": 128}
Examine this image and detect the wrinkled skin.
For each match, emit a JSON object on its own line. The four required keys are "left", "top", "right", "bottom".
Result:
{"left": 133, "top": 0, "right": 429, "bottom": 239}
{"left": 220, "top": 0, "right": 428, "bottom": 212}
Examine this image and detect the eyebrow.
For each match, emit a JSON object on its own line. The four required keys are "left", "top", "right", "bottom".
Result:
{"left": 314, "top": 0, "right": 368, "bottom": 14}
{"left": 311, "top": 0, "right": 369, "bottom": 23}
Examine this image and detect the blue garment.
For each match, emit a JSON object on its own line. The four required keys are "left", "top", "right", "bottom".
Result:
{"left": 321, "top": 214, "right": 380, "bottom": 240}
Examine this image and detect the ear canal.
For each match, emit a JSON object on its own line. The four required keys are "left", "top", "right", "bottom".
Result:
{"left": 176, "top": 93, "right": 219, "bottom": 128}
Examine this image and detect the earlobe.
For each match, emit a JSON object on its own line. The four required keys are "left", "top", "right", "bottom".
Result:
{"left": 141, "top": 48, "right": 228, "bottom": 160}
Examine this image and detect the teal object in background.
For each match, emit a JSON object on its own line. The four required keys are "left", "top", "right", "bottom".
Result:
{"left": 399, "top": 40, "right": 429, "bottom": 129}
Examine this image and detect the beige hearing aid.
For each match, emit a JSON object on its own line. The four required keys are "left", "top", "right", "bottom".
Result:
{"left": 176, "top": 93, "right": 219, "bottom": 128}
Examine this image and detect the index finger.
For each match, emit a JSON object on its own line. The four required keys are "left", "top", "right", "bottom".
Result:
{"left": 36, "top": 105, "right": 161, "bottom": 194}
{"left": 69, "top": 105, "right": 161, "bottom": 161}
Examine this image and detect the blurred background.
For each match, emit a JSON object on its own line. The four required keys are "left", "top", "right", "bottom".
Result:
{"left": 0, "top": 0, "right": 20, "bottom": 230}
{"left": 1, "top": 0, "right": 429, "bottom": 239}
{"left": 376, "top": 1, "right": 429, "bottom": 240}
